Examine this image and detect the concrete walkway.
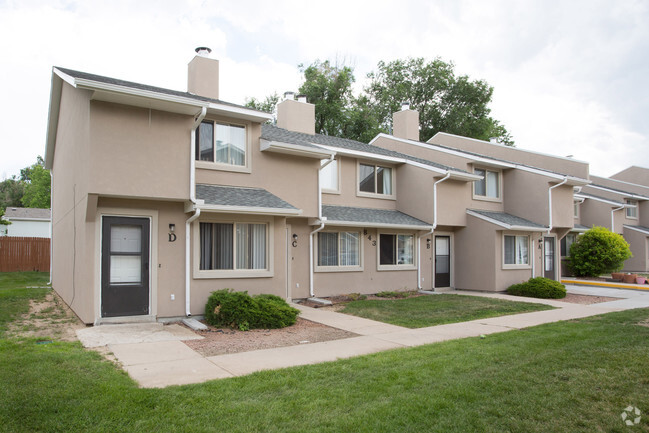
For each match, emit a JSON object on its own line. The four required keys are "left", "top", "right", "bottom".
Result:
{"left": 76, "top": 287, "right": 647, "bottom": 388}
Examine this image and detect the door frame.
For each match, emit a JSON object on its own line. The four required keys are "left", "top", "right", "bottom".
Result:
{"left": 433, "top": 231, "right": 454, "bottom": 289}
{"left": 94, "top": 208, "right": 158, "bottom": 325}
{"left": 543, "top": 235, "right": 557, "bottom": 280}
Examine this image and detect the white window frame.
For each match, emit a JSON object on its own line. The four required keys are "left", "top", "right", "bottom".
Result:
{"left": 377, "top": 231, "right": 417, "bottom": 271}
{"left": 357, "top": 161, "right": 396, "bottom": 200}
{"left": 314, "top": 230, "right": 364, "bottom": 273}
{"left": 502, "top": 233, "right": 531, "bottom": 269}
{"left": 561, "top": 233, "right": 577, "bottom": 257}
{"left": 473, "top": 167, "right": 502, "bottom": 202}
{"left": 626, "top": 199, "right": 638, "bottom": 219}
{"left": 195, "top": 119, "right": 252, "bottom": 174}
{"left": 573, "top": 201, "right": 580, "bottom": 219}
{"left": 193, "top": 216, "right": 273, "bottom": 278}
{"left": 320, "top": 158, "right": 341, "bottom": 194}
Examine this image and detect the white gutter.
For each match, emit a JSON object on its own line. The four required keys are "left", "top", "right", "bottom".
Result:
{"left": 185, "top": 107, "right": 207, "bottom": 317}
{"left": 547, "top": 177, "right": 568, "bottom": 234}
{"left": 420, "top": 172, "right": 452, "bottom": 290}
{"left": 308, "top": 155, "right": 335, "bottom": 298}
{"left": 48, "top": 170, "right": 53, "bottom": 285}
{"left": 611, "top": 205, "right": 624, "bottom": 232}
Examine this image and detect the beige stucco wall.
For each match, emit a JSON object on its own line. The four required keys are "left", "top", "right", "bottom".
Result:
{"left": 51, "top": 83, "right": 96, "bottom": 323}
{"left": 454, "top": 216, "right": 497, "bottom": 291}
{"left": 371, "top": 135, "right": 473, "bottom": 172}
{"left": 610, "top": 167, "right": 649, "bottom": 188}
{"left": 89, "top": 101, "right": 192, "bottom": 200}
{"left": 196, "top": 122, "right": 320, "bottom": 217}
{"left": 428, "top": 133, "right": 590, "bottom": 179}
{"left": 622, "top": 227, "right": 648, "bottom": 272}
{"left": 395, "top": 164, "right": 434, "bottom": 224}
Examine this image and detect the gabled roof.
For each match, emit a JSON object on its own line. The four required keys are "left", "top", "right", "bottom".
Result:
{"left": 623, "top": 225, "right": 649, "bottom": 235}
{"left": 575, "top": 191, "right": 627, "bottom": 206}
{"left": 573, "top": 224, "right": 590, "bottom": 232}
{"left": 370, "top": 133, "right": 590, "bottom": 186}
{"left": 321, "top": 205, "right": 432, "bottom": 230}
{"left": 261, "top": 125, "right": 479, "bottom": 181}
{"left": 467, "top": 209, "right": 547, "bottom": 231}
{"left": 196, "top": 184, "right": 301, "bottom": 216}
{"left": 587, "top": 183, "right": 649, "bottom": 200}
{"left": 3, "top": 207, "right": 51, "bottom": 220}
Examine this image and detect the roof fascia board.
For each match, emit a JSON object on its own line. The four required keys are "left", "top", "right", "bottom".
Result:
{"left": 45, "top": 71, "right": 64, "bottom": 169}
{"left": 574, "top": 193, "right": 626, "bottom": 207}
{"left": 594, "top": 176, "right": 649, "bottom": 193}
{"left": 466, "top": 210, "right": 546, "bottom": 232}
{"left": 260, "top": 139, "right": 335, "bottom": 159}
{"left": 207, "top": 102, "right": 273, "bottom": 122}
{"left": 196, "top": 204, "right": 302, "bottom": 216}
{"left": 5, "top": 217, "right": 51, "bottom": 222}
{"left": 587, "top": 184, "right": 649, "bottom": 200}
{"left": 623, "top": 225, "right": 649, "bottom": 235}
{"left": 314, "top": 144, "right": 405, "bottom": 164}
{"left": 311, "top": 219, "right": 434, "bottom": 231}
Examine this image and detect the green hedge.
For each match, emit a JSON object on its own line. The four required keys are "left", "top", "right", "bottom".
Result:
{"left": 569, "top": 226, "right": 632, "bottom": 277}
{"left": 204, "top": 289, "right": 299, "bottom": 330}
{"left": 507, "top": 277, "right": 567, "bottom": 299}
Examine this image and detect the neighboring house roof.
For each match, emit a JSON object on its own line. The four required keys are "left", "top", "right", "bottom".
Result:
{"left": 321, "top": 205, "right": 433, "bottom": 230}
{"left": 587, "top": 183, "right": 649, "bottom": 200}
{"left": 623, "top": 225, "right": 649, "bottom": 235}
{"left": 196, "top": 184, "right": 301, "bottom": 216}
{"left": 573, "top": 224, "right": 590, "bottom": 232}
{"left": 3, "top": 207, "right": 51, "bottom": 220}
{"left": 467, "top": 209, "right": 547, "bottom": 231}
{"left": 261, "top": 125, "right": 478, "bottom": 180}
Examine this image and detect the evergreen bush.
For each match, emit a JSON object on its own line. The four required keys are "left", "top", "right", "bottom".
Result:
{"left": 204, "top": 289, "right": 299, "bottom": 329}
{"left": 507, "top": 277, "right": 567, "bottom": 299}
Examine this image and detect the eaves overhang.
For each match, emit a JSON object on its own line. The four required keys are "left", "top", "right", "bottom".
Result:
{"left": 308, "top": 218, "right": 433, "bottom": 231}
{"left": 467, "top": 210, "right": 547, "bottom": 232}
{"left": 260, "top": 139, "right": 335, "bottom": 159}
{"left": 187, "top": 202, "right": 302, "bottom": 217}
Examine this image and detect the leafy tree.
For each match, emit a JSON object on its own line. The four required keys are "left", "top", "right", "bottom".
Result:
{"left": 0, "top": 177, "right": 25, "bottom": 209}
{"left": 365, "top": 58, "right": 514, "bottom": 145}
{"left": 21, "top": 157, "right": 51, "bottom": 209}
{"left": 245, "top": 92, "right": 280, "bottom": 121}
{"left": 568, "top": 227, "right": 632, "bottom": 277}
{"left": 0, "top": 208, "right": 10, "bottom": 227}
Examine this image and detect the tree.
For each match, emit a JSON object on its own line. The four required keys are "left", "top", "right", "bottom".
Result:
{"left": 245, "top": 92, "right": 280, "bottom": 120}
{"left": 21, "top": 157, "right": 51, "bottom": 209}
{"left": 364, "top": 58, "right": 514, "bottom": 145}
{"left": 0, "top": 208, "right": 10, "bottom": 227}
{"left": 568, "top": 227, "right": 632, "bottom": 277}
{"left": 0, "top": 177, "right": 25, "bottom": 209}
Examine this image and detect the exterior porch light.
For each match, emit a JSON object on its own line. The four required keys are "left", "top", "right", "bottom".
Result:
{"left": 169, "top": 224, "right": 175, "bottom": 233}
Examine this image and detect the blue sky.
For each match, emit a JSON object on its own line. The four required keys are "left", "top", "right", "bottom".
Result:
{"left": 1, "top": 0, "right": 647, "bottom": 179}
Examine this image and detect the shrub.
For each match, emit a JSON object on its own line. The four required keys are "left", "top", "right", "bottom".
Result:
{"left": 507, "top": 277, "right": 567, "bottom": 299}
{"left": 375, "top": 290, "right": 412, "bottom": 298}
{"left": 568, "top": 226, "right": 632, "bottom": 277}
{"left": 347, "top": 293, "right": 367, "bottom": 301}
{"left": 204, "top": 290, "right": 299, "bottom": 330}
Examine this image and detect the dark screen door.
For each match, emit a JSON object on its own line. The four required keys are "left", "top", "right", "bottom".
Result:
{"left": 435, "top": 236, "right": 451, "bottom": 288}
{"left": 101, "top": 216, "right": 150, "bottom": 317}
{"left": 544, "top": 237, "right": 555, "bottom": 280}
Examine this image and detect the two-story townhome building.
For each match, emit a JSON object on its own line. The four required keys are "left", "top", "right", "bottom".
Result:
{"left": 368, "top": 108, "right": 590, "bottom": 292}
{"left": 46, "top": 50, "right": 487, "bottom": 324}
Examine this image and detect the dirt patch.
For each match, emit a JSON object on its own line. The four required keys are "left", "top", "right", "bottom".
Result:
{"left": 183, "top": 318, "right": 358, "bottom": 357}
{"left": 557, "top": 293, "right": 621, "bottom": 305}
{"left": 8, "top": 290, "right": 86, "bottom": 342}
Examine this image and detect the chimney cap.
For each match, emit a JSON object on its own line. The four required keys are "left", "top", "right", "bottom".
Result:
{"left": 195, "top": 47, "right": 212, "bottom": 56}
{"left": 296, "top": 94, "right": 307, "bottom": 103}
{"left": 401, "top": 101, "right": 411, "bottom": 111}
{"left": 283, "top": 91, "right": 296, "bottom": 100}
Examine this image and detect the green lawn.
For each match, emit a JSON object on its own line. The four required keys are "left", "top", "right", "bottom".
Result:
{"left": 340, "top": 294, "right": 554, "bottom": 328}
{"left": 1, "top": 273, "right": 648, "bottom": 432}
{"left": 0, "top": 272, "right": 49, "bottom": 335}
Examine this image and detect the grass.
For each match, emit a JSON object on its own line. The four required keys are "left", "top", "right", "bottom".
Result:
{"left": 340, "top": 294, "right": 554, "bottom": 328}
{"left": 0, "top": 272, "right": 49, "bottom": 335}
{"left": 1, "top": 272, "right": 648, "bottom": 432}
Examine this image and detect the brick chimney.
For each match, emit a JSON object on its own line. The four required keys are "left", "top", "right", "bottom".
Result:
{"left": 393, "top": 101, "right": 420, "bottom": 141}
{"left": 187, "top": 47, "right": 219, "bottom": 100}
{"left": 276, "top": 92, "right": 315, "bottom": 135}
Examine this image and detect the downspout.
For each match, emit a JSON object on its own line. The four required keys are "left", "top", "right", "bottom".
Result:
{"left": 309, "top": 155, "right": 334, "bottom": 298}
{"left": 48, "top": 170, "right": 53, "bottom": 285}
{"left": 185, "top": 107, "right": 207, "bottom": 317}
{"left": 611, "top": 205, "right": 624, "bottom": 232}
{"left": 419, "top": 172, "right": 451, "bottom": 290}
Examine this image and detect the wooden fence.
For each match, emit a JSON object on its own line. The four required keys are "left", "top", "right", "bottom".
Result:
{"left": 0, "top": 237, "right": 50, "bottom": 272}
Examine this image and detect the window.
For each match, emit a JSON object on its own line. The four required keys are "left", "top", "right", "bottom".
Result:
{"left": 504, "top": 235, "right": 529, "bottom": 265}
{"left": 320, "top": 159, "right": 339, "bottom": 192}
{"left": 574, "top": 201, "right": 580, "bottom": 218}
{"left": 626, "top": 199, "right": 638, "bottom": 218}
{"left": 199, "top": 222, "right": 266, "bottom": 270}
{"left": 317, "top": 231, "right": 360, "bottom": 267}
{"left": 196, "top": 121, "right": 246, "bottom": 166}
{"left": 474, "top": 168, "right": 500, "bottom": 199}
{"left": 379, "top": 233, "right": 414, "bottom": 267}
{"left": 560, "top": 233, "right": 577, "bottom": 257}
{"left": 359, "top": 163, "right": 392, "bottom": 195}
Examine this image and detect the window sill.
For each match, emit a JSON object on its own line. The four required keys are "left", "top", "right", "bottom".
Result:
{"left": 501, "top": 264, "right": 531, "bottom": 270}
{"left": 322, "top": 189, "right": 341, "bottom": 195}
{"left": 193, "top": 270, "right": 273, "bottom": 279}
{"left": 195, "top": 160, "right": 251, "bottom": 174}
{"left": 472, "top": 195, "right": 502, "bottom": 203}
{"left": 356, "top": 191, "right": 396, "bottom": 201}
{"left": 315, "top": 266, "right": 364, "bottom": 273}
{"left": 377, "top": 265, "right": 416, "bottom": 271}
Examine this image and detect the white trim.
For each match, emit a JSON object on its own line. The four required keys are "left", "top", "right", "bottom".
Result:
{"left": 597, "top": 174, "right": 649, "bottom": 193}
{"left": 625, "top": 199, "right": 639, "bottom": 219}
{"left": 587, "top": 184, "right": 649, "bottom": 201}
{"left": 95, "top": 209, "right": 158, "bottom": 325}
{"left": 312, "top": 218, "right": 433, "bottom": 231}
{"left": 623, "top": 225, "right": 649, "bottom": 235}
{"left": 467, "top": 210, "right": 546, "bottom": 232}
{"left": 316, "top": 143, "right": 405, "bottom": 164}
{"left": 260, "top": 139, "right": 335, "bottom": 159}
{"left": 196, "top": 204, "right": 302, "bottom": 216}
{"left": 574, "top": 193, "right": 628, "bottom": 207}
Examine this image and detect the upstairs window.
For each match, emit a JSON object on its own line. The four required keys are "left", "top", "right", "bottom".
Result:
{"left": 196, "top": 121, "right": 246, "bottom": 166}
{"left": 574, "top": 201, "right": 580, "bottom": 218}
{"left": 359, "top": 163, "right": 392, "bottom": 195}
{"left": 474, "top": 168, "right": 500, "bottom": 199}
{"left": 320, "top": 159, "right": 339, "bottom": 192}
{"left": 626, "top": 199, "right": 638, "bottom": 218}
